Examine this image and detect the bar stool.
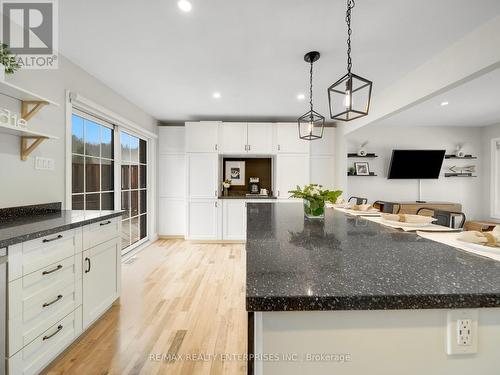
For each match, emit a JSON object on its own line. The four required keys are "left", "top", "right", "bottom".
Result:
{"left": 348, "top": 196, "right": 368, "bottom": 205}
{"left": 416, "top": 207, "right": 466, "bottom": 229}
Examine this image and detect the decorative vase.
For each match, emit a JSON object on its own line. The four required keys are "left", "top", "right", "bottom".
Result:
{"left": 223, "top": 187, "right": 229, "bottom": 196}
{"left": 303, "top": 198, "right": 325, "bottom": 219}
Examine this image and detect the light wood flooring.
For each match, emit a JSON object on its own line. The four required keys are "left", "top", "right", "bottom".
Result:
{"left": 43, "top": 239, "right": 247, "bottom": 375}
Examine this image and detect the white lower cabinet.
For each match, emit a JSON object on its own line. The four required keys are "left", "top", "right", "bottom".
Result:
{"left": 222, "top": 200, "right": 247, "bottom": 240}
{"left": 159, "top": 198, "right": 185, "bottom": 236}
{"left": 82, "top": 237, "right": 121, "bottom": 329}
{"left": 186, "top": 200, "right": 221, "bottom": 240}
{"left": 7, "top": 218, "right": 121, "bottom": 375}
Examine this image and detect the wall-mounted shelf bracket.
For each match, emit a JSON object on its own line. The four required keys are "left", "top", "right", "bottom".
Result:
{"left": 21, "top": 136, "right": 47, "bottom": 161}
{"left": 21, "top": 100, "right": 49, "bottom": 121}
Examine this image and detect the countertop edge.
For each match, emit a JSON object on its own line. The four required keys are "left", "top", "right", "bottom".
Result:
{"left": 0, "top": 211, "right": 124, "bottom": 248}
{"left": 245, "top": 294, "right": 500, "bottom": 312}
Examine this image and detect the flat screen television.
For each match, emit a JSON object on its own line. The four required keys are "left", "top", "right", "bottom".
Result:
{"left": 387, "top": 150, "right": 445, "bottom": 179}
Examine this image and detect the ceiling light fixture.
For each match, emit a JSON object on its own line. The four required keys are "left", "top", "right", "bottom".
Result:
{"left": 327, "top": 0, "right": 372, "bottom": 121}
{"left": 177, "top": 0, "right": 192, "bottom": 12}
{"left": 297, "top": 93, "right": 305, "bottom": 101}
{"left": 298, "top": 51, "right": 325, "bottom": 141}
{"left": 212, "top": 92, "right": 221, "bottom": 99}
{"left": 441, "top": 101, "right": 449, "bottom": 106}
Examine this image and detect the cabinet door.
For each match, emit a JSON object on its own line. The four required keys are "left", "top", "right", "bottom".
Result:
{"left": 158, "top": 198, "right": 185, "bottom": 236}
{"left": 159, "top": 126, "right": 185, "bottom": 154}
{"left": 247, "top": 123, "right": 274, "bottom": 154}
{"left": 223, "top": 200, "right": 247, "bottom": 240}
{"left": 186, "top": 153, "right": 219, "bottom": 198}
{"left": 185, "top": 121, "right": 220, "bottom": 153}
{"left": 310, "top": 156, "right": 336, "bottom": 189}
{"left": 82, "top": 238, "right": 120, "bottom": 329}
{"left": 186, "top": 200, "right": 219, "bottom": 240}
{"left": 310, "top": 127, "right": 335, "bottom": 155}
{"left": 276, "top": 154, "right": 310, "bottom": 199}
{"left": 220, "top": 122, "right": 247, "bottom": 154}
{"left": 276, "top": 123, "right": 310, "bottom": 153}
{"left": 159, "top": 154, "right": 185, "bottom": 198}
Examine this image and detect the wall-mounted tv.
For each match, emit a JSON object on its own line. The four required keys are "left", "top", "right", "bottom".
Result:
{"left": 387, "top": 150, "right": 445, "bottom": 179}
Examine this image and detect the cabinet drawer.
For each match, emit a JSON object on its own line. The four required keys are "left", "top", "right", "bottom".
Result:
{"left": 9, "top": 228, "right": 82, "bottom": 281}
{"left": 8, "top": 256, "right": 82, "bottom": 355}
{"left": 82, "top": 217, "right": 120, "bottom": 250}
{"left": 8, "top": 307, "right": 82, "bottom": 375}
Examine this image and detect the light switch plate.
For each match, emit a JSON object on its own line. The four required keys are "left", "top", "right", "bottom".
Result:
{"left": 35, "top": 157, "right": 55, "bottom": 171}
{"left": 447, "top": 309, "right": 478, "bottom": 355}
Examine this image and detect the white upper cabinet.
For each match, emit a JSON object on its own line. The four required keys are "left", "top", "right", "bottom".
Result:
{"left": 310, "top": 155, "right": 335, "bottom": 189}
{"left": 247, "top": 123, "right": 274, "bottom": 154}
{"left": 310, "top": 127, "right": 335, "bottom": 155}
{"left": 186, "top": 153, "right": 219, "bottom": 198}
{"left": 276, "top": 123, "right": 310, "bottom": 154}
{"left": 185, "top": 121, "right": 220, "bottom": 153}
{"left": 220, "top": 122, "right": 247, "bottom": 154}
{"left": 159, "top": 126, "right": 185, "bottom": 154}
{"left": 276, "top": 154, "right": 310, "bottom": 199}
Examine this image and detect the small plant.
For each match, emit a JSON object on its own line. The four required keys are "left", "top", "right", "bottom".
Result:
{"left": 222, "top": 179, "right": 232, "bottom": 188}
{"left": 348, "top": 166, "right": 356, "bottom": 176}
{"left": 289, "top": 184, "right": 342, "bottom": 218}
{"left": 0, "top": 43, "right": 21, "bottom": 74}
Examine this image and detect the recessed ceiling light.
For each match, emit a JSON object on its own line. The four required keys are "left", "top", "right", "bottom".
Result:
{"left": 213, "top": 92, "right": 221, "bottom": 99}
{"left": 177, "top": 0, "right": 192, "bottom": 12}
{"left": 297, "top": 93, "right": 305, "bottom": 101}
{"left": 441, "top": 101, "right": 449, "bottom": 106}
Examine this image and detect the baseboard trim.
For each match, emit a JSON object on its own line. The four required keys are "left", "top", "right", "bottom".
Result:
{"left": 158, "top": 235, "right": 185, "bottom": 239}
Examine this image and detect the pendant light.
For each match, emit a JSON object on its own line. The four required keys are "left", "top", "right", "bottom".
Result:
{"left": 327, "top": 0, "right": 372, "bottom": 121}
{"left": 298, "top": 51, "right": 325, "bottom": 140}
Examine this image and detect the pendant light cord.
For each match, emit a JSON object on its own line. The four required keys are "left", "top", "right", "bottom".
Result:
{"left": 346, "top": 0, "right": 355, "bottom": 74}
{"left": 309, "top": 60, "right": 314, "bottom": 116}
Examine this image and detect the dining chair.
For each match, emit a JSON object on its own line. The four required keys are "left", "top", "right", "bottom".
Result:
{"left": 373, "top": 200, "right": 401, "bottom": 214}
{"left": 348, "top": 196, "right": 368, "bottom": 205}
{"left": 416, "top": 207, "right": 466, "bottom": 229}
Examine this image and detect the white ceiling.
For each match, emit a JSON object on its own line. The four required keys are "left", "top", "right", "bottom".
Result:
{"left": 60, "top": 0, "right": 500, "bottom": 123}
{"left": 372, "top": 67, "right": 500, "bottom": 128}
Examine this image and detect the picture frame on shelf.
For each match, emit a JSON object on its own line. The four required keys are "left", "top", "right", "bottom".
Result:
{"left": 354, "top": 162, "right": 370, "bottom": 176}
{"left": 225, "top": 161, "right": 245, "bottom": 185}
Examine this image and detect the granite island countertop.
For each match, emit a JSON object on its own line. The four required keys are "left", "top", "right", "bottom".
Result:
{"left": 246, "top": 202, "right": 500, "bottom": 311}
{"left": 0, "top": 210, "right": 124, "bottom": 248}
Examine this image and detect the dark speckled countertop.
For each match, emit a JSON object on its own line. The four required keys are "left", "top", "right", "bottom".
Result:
{"left": 246, "top": 203, "right": 500, "bottom": 312}
{"left": 0, "top": 210, "right": 124, "bottom": 248}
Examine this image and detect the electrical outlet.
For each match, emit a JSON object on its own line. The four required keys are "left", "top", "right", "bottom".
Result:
{"left": 447, "top": 310, "right": 478, "bottom": 355}
{"left": 35, "top": 157, "right": 55, "bottom": 171}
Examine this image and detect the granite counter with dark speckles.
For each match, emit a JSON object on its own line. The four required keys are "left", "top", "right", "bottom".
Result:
{"left": 0, "top": 210, "right": 124, "bottom": 248}
{"left": 246, "top": 202, "right": 500, "bottom": 311}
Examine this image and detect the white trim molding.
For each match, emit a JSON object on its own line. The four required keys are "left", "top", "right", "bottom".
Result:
{"left": 491, "top": 137, "right": 500, "bottom": 219}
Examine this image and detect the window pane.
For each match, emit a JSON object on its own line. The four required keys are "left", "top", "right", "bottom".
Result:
{"left": 101, "top": 159, "right": 114, "bottom": 192}
{"left": 140, "top": 214, "right": 147, "bottom": 239}
{"left": 131, "top": 216, "right": 140, "bottom": 244}
{"left": 86, "top": 193, "right": 100, "bottom": 210}
{"left": 139, "top": 139, "right": 147, "bottom": 164}
{"left": 121, "top": 133, "right": 130, "bottom": 162}
{"left": 121, "top": 191, "right": 130, "bottom": 218}
{"left": 121, "top": 165, "right": 130, "bottom": 190}
{"left": 139, "top": 165, "right": 146, "bottom": 189}
{"left": 131, "top": 165, "right": 139, "bottom": 189}
{"left": 101, "top": 126, "right": 113, "bottom": 159}
{"left": 85, "top": 120, "right": 100, "bottom": 157}
{"left": 85, "top": 157, "right": 100, "bottom": 192}
{"left": 131, "top": 190, "right": 138, "bottom": 217}
{"left": 130, "top": 136, "right": 139, "bottom": 162}
{"left": 72, "top": 194, "right": 84, "bottom": 210}
{"left": 101, "top": 192, "right": 114, "bottom": 210}
{"left": 121, "top": 219, "right": 130, "bottom": 249}
{"left": 72, "top": 115, "right": 84, "bottom": 154}
{"left": 140, "top": 189, "right": 147, "bottom": 214}
{"left": 72, "top": 155, "right": 84, "bottom": 193}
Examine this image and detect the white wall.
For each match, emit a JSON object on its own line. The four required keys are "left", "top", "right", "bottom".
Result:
{"left": 345, "top": 126, "right": 483, "bottom": 219}
{"left": 481, "top": 123, "right": 500, "bottom": 221}
{"left": 0, "top": 55, "right": 157, "bottom": 208}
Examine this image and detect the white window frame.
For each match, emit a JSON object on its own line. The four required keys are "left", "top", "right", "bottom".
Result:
{"left": 492, "top": 137, "right": 500, "bottom": 219}
{"left": 65, "top": 91, "right": 158, "bottom": 252}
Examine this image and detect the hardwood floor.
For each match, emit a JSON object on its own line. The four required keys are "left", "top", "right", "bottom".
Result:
{"left": 43, "top": 239, "right": 247, "bottom": 375}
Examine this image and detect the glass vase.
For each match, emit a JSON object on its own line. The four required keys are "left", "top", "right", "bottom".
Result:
{"left": 303, "top": 198, "right": 325, "bottom": 219}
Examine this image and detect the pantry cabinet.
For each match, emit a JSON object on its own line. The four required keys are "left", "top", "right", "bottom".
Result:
{"left": 276, "top": 123, "right": 310, "bottom": 153}
{"left": 276, "top": 154, "right": 310, "bottom": 199}
{"left": 185, "top": 121, "right": 220, "bottom": 153}
{"left": 186, "top": 153, "right": 219, "bottom": 199}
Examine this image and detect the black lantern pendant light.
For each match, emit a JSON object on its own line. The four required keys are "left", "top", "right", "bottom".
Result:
{"left": 298, "top": 51, "right": 325, "bottom": 140}
{"left": 328, "top": 0, "right": 372, "bottom": 121}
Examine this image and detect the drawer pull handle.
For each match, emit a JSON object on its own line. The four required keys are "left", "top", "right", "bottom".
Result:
{"left": 100, "top": 220, "right": 112, "bottom": 226}
{"left": 43, "top": 325, "right": 63, "bottom": 341}
{"left": 42, "top": 294, "right": 63, "bottom": 308}
{"left": 43, "top": 235, "right": 63, "bottom": 243}
{"left": 42, "top": 264, "right": 63, "bottom": 275}
{"left": 85, "top": 257, "right": 91, "bottom": 273}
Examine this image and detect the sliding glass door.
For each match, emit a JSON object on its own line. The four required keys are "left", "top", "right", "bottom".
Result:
{"left": 120, "top": 131, "right": 148, "bottom": 253}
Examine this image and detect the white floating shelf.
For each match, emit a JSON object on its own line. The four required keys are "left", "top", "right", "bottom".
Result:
{"left": 0, "top": 80, "right": 59, "bottom": 106}
{"left": 0, "top": 122, "right": 58, "bottom": 139}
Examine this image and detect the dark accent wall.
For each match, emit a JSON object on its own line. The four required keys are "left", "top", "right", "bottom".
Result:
{"left": 223, "top": 158, "right": 272, "bottom": 193}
